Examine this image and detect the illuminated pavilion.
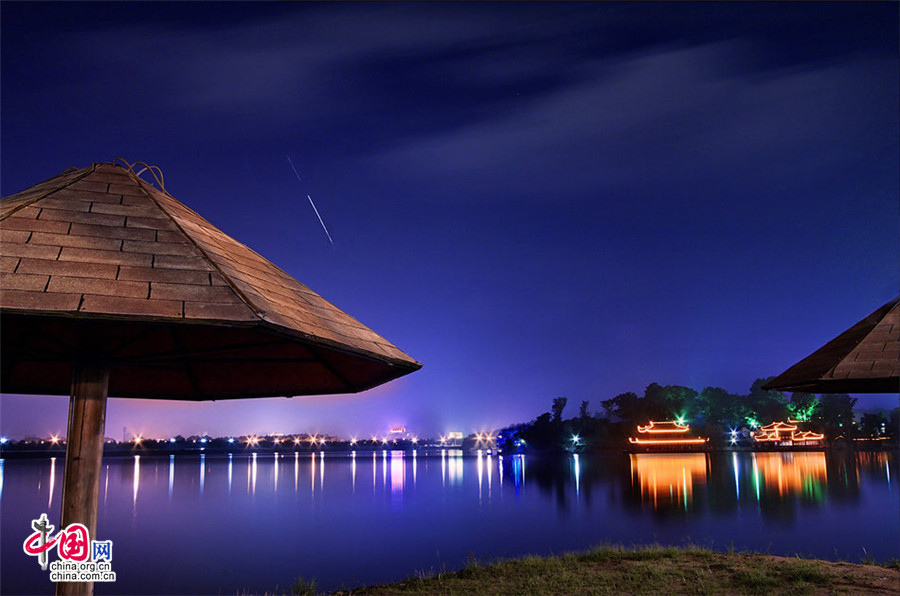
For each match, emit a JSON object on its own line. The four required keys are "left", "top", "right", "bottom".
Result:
{"left": 628, "top": 420, "right": 708, "bottom": 450}
{"left": 752, "top": 421, "right": 824, "bottom": 447}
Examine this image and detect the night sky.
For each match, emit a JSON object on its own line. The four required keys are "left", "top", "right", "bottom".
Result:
{"left": 1, "top": 2, "right": 897, "bottom": 441}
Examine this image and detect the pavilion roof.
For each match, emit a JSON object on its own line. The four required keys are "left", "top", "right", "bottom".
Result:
{"left": 0, "top": 161, "right": 421, "bottom": 399}
{"left": 763, "top": 298, "right": 898, "bottom": 394}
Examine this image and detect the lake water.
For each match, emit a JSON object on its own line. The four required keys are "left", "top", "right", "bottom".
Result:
{"left": 2, "top": 450, "right": 897, "bottom": 595}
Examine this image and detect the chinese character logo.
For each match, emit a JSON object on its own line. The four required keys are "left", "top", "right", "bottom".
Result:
{"left": 92, "top": 540, "right": 113, "bottom": 562}
{"left": 23, "top": 513, "right": 55, "bottom": 570}
{"left": 57, "top": 524, "right": 90, "bottom": 562}
{"left": 23, "top": 514, "right": 113, "bottom": 567}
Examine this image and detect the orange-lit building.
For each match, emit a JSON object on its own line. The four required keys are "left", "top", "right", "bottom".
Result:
{"left": 628, "top": 421, "right": 708, "bottom": 451}
{"left": 753, "top": 420, "right": 824, "bottom": 447}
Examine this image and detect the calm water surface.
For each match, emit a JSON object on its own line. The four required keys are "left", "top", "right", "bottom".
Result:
{"left": 1, "top": 450, "right": 897, "bottom": 595}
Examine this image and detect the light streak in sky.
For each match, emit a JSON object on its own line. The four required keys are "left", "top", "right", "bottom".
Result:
{"left": 287, "top": 154, "right": 334, "bottom": 246}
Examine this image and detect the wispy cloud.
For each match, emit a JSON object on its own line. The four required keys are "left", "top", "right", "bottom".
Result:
{"left": 372, "top": 43, "right": 896, "bottom": 202}
{"left": 57, "top": 4, "right": 897, "bottom": 204}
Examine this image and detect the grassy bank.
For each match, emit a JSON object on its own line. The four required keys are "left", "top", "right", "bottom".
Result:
{"left": 309, "top": 544, "right": 899, "bottom": 595}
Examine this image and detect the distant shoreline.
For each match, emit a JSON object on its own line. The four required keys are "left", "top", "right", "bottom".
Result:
{"left": 1, "top": 442, "right": 895, "bottom": 459}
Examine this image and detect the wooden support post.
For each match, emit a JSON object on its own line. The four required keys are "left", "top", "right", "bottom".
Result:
{"left": 56, "top": 363, "right": 109, "bottom": 596}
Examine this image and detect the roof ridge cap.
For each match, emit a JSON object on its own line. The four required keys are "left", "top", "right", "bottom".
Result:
{"left": 121, "top": 167, "right": 266, "bottom": 323}
{"left": 0, "top": 162, "right": 98, "bottom": 220}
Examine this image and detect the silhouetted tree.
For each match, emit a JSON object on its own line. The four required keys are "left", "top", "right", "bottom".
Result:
{"left": 601, "top": 391, "right": 641, "bottom": 425}
{"left": 859, "top": 412, "right": 887, "bottom": 438}
{"left": 815, "top": 393, "right": 857, "bottom": 436}
{"left": 520, "top": 412, "right": 555, "bottom": 450}
{"left": 551, "top": 397, "right": 568, "bottom": 423}
{"left": 660, "top": 384, "right": 700, "bottom": 421}
{"left": 747, "top": 378, "right": 790, "bottom": 424}
{"left": 889, "top": 407, "right": 900, "bottom": 441}
{"left": 641, "top": 383, "right": 671, "bottom": 421}
{"left": 699, "top": 386, "right": 746, "bottom": 428}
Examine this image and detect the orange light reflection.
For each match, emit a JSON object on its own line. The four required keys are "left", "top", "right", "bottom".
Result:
{"left": 630, "top": 453, "right": 708, "bottom": 510}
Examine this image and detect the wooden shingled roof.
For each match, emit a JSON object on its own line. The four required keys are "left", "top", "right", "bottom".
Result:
{"left": 763, "top": 298, "right": 899, "bottom": 394}
{"left": 0, "top": 161, "right": 421, "bottom": 399}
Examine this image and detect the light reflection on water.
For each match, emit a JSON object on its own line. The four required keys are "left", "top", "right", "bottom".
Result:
{"left": 271, "top": 453, "right": 277, "bottom": 493}
{"left": 732, "top": 451, "right": 740, "bottom": 499}
{"left": 132, "top": 455, "right": 140, "bottom": 509}
{"left": 476, "top": 451, "right": 483, "bottom": 501}
{"left": 47, "top": 458, "right": 56, "bottom": 509}
{"left": 628, "top": 452, "right": 836, "bottom": 510}
{"left": 442, "top": 449, "right": 464, "bottom": 486}
{"left": 572, "top": 453, "right": 580, "bottom": 498}
{"left": 750, "top": 452, "right": 827, "bottom": 500}
{"left": 1, "top": 450, "right": 896, "bottom": 596}
{"left": 199, "top": 454, "right": 206, "bottom": 495}
{"left": 9, "top": 450, "right": 896, "bottom": 513}
{"left": 630, "top": 453, "right": 708, "bottom": 510}
{"left": 391, "top": 451, "right": 405, "bottom": 495}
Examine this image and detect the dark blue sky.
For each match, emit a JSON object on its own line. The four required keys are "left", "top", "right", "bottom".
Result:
{"left": 2, "top": 2, "right": 897, "bottom": 440}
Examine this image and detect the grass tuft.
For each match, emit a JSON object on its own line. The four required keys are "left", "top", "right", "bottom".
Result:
{"left": 288, "top": 576, "right": 319, "bottom": 596}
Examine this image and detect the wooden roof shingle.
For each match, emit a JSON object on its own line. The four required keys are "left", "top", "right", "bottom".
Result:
{"left": 764, "top": 297, "right": 899, "bottom": 394}
{"left": 0, "top": 161, "right": 421, "bottom": 399}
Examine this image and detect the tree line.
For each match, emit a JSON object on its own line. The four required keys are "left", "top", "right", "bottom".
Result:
{"left": 498, "top": 378, "right": 899, "bottom": 452}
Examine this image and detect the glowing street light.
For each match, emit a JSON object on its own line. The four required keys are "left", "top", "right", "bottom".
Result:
{"left": 133, "top": 435, "right": 143, "bottom": 446}
{"left": 50, "top": 434, "right": 61, "bottom": 445}
{"left": 571, "top": 434, "right": 581, "bottom": 445}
